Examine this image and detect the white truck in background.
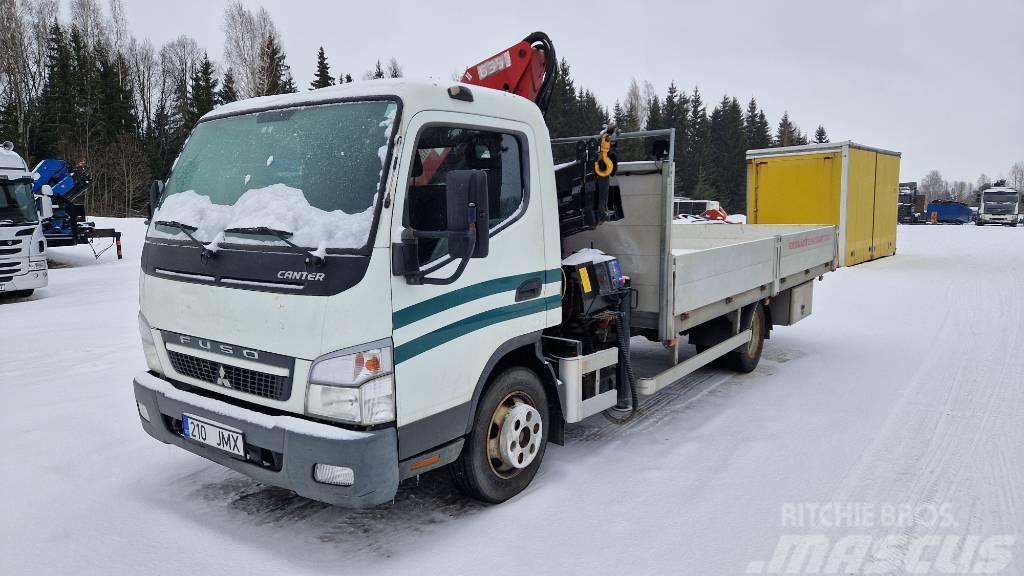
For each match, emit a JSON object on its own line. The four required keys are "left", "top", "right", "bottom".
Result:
{"left": 131, "top": 78, "right": 838, "bottom": 507}
{"left": 0, "top": 142, "right": 51, "bottom": 298}
{"left": 975, "top": 186, "right": 1020, "bottom": 226}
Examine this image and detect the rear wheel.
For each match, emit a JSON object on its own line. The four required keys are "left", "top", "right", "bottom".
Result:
{"left": 450, "top": 367, "right": 548, "bottom": 503}
{"left": 724, "top": 303, "right": 766, "bottom": 373}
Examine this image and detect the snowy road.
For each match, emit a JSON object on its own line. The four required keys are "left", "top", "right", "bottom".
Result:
{"left": 2, "top": 221, "right": 1022, "bottom": 575}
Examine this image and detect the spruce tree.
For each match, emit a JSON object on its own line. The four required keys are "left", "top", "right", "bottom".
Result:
{"left": 188, "top": 53, "right": 218, "bottom": 125}
{"left": 813, "top": 125, "right": 829, "bottom": 143}
{"left": 372, "top": 60, "right": 385, "bottom": 79}
{"left": 546, "top": 59, "right": 578, "bottom": 139}
{"left": 645, "top": 94, "right": 663, "bottom": 130}
{"left": 775, "top": 111, "right": 800, "bottom": 147}
{"left": 258, "top": 34, "right": 295, "bottom": 96}
{"left": 577, "top": 88, "right": 607, "bottom": 135}
{"left": 218, "top": 68, "right": 239, "bottom": 104}
{"left": 680, "top": 86, "right": 708, "bottom": 196}
{"left": 310, "top": 47, "right": 334, "bottom": 90}
{"left": 34, "top": 20, "right": 75, "bottom": 158}
{"left": 705, "top": 96, "right": 747, "bottom": 212}
{"left": 744, "top": 98, "right": 772, "bottom": 150}
{"left": 662, "top": 82, "right": 689, "bottom": 196}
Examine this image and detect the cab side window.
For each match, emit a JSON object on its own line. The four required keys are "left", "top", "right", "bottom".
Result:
{"left": 406, "top": 126, "right": 525, "bottom": 263}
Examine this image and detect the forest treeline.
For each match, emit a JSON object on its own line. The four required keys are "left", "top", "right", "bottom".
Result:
{"left": 1, "top": 0, "right": 831, "bottom": 217}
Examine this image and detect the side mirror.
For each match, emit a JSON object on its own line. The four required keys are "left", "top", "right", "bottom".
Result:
{"left": 445, "top": 169, "right": 490, "bottom": 259}
{"left": 392, "top": 169, "right": 490, "bottom": 285}
{"left": 148, "top": 179, "right": 164, "bottom": 220}
{"left": 39, "top": 194, "right": 53, "bottom": 220}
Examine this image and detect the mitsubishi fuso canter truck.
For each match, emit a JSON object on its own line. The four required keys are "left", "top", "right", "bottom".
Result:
{"left": 0, "top": 142, "right": 51, "bottom": 297}
{"left": 133, "top": 35, "right": 837, "bottom": 507}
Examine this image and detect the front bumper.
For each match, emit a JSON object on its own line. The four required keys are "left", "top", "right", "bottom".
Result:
{"left": 0, "top": 268, "right": 47, "bottom": 292}
{"left": 980, "top": 215, "right": 1015, "bottom": 223}
{"left": 133, "top": 372, "right": 399, "bottom": 507}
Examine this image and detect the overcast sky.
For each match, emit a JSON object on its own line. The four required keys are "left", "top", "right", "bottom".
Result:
{"left": 111, "top": 0, "right": 1022, "bottom": 184}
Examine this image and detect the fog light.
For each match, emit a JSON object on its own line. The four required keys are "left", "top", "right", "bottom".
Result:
{"left": 137, "top": 401, "right": 151, "bottom": 422}
{"left": 313, "top": 464, "right": 354, "bottom": 486}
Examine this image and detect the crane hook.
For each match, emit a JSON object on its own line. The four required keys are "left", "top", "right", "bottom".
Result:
{"left": 594, "top": 129, "right": 616, "bottom": 178}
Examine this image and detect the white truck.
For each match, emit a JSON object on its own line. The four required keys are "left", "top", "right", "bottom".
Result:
{"left": 0, "top": 142, "right": 50, "bottom": 297}
{"left": 975, "top": 186, "right": 1020, "bottom": 226}
{"left": 132, "top": 79, "right": 837, "bottom": 507}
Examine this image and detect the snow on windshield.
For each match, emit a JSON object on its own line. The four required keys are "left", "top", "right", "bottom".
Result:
{"left": 149, "top": 100, "right": 398, "bottom": 250}
{"left": 153, "top": 186, "right": 376, "bottom": 249}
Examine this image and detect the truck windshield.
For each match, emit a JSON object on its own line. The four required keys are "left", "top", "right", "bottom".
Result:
{"left": 150, "top": 100, "right": 398, "bottom": 250}
{"left": 0, "top": 179, "right": 37, "bottom": 225}
{"left": 983, "top": 192, "right": 1017, "bottom": 204}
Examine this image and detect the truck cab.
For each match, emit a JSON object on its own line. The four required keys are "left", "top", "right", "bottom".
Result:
{"left": 976, "top": 187, "right": 1020, "bottom": 226}
{"left": 0, "top": 143, "right": 49, "bottom": 298}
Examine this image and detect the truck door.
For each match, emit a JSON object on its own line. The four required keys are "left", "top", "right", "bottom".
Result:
{"left": 389, "top": 112, "right": 554, "bottom": 460}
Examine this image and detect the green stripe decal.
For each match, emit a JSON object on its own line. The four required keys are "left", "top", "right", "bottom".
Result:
{"left": 392, "top": 269, "right": 560, "bottom": 330}
{"left": 395, "top": 294, "right": 561, "bottom": 364}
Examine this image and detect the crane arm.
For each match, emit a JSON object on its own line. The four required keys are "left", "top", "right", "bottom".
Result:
{"left": 460, "top": 32, "right": 557, "bottom": 115}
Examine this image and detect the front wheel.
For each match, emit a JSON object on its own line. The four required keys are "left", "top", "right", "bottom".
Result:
{"left": 724, "top": 303, "right": 766, "bottom": 373}
{"left": 450, "top": 367, "right": 548, "bottom": 503}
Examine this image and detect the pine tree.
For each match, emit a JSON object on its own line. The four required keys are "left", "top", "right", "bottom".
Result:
{"left": 744, "top": 98, "right": 771, "bottom": 150}
{"left": 680, "top": 86, "right": 708, "bottom": 196}
{"left": 645, "top": 94, "right": 663, "bottom": 130}
{"left": 706, "top": 96, "right": 747, "bottom": 212}
{"left": 34, "top": 20, "right": 76, "bottom": 158}
{"left": 188, "top": 53, "right": 218, "bottom": 125}
{"left": 545, "top": 59, "right": 579, "bottom": 139}
{"left": 257, "top": 34, "right": 295, "bottom": 96}
{"left": 662, "top": 82, "right": 689, "bottom": 195}
{"left": 813, "top": 125, "right": 829, "bottom": 143}
{"left": 372, "top": 60, "right": 385, "bottom": 79}
{"left": 774, "top": 111, "right": 800, "bottom": 147}
{"left": 97, "top": 48, "right": 137, "bottom": 142}
{"left": 218, "top": 68, "right": 238, "bottom": 104}
{"left": 342, "top": 74, "right": 353, "bottom": 83}
{"left": 310, "top": 47, "right": 334, "bottom": 90}
{"left": 577, "top": 88, "right": 607, "bottom": 135}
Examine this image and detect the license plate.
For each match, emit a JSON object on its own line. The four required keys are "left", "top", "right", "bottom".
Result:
{"left": 182, "top": 414, "right": 245, "bottom": 457}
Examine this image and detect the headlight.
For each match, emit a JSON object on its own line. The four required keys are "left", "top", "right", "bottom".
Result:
{"left": 138, "top": 313, "right": 162, "bottom": 372}
{"left": 28, "top": 260, "right": 47, "bottom": 271}
{"left": 307, "top": 345, "right": 395, "bottom": 425}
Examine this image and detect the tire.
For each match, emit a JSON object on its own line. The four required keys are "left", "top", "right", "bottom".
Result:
{"left": 5, "top": 289, "right": 34, "bottom": 298}
{"left": 450, "top": 367, "right": 548, "bottom": 503}
{"left": 724, "top": 303, "right": 766, "bottom": 373}
{"left": 975, "top": 221, "right": 984, "bottom": 226}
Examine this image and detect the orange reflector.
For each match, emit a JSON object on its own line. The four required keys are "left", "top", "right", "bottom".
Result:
{"left": 364, "top": 354, "right": 381, "bottom": 374}
{"left": 410, "top": 454, "right": 441, "bottom": 471}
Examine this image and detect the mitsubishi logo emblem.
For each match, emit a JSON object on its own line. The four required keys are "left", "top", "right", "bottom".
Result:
{"left": 216, "top": 365, "right": 233, "bottom": 389}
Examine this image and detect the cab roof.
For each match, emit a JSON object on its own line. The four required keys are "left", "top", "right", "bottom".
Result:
{"left": 202, "top": 79, "right": 547, "bottom": 131}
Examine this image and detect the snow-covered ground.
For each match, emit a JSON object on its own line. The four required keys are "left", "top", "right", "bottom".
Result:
{"left": 2, "top": 220, "right": 1022, "bottom": 575}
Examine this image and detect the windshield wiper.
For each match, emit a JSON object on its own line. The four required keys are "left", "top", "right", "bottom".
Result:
{"left": 155, "top": 220, "right": 217, "bottom": 262}
{"left": 223, "top": 226, "right": 324, "bottom": 266}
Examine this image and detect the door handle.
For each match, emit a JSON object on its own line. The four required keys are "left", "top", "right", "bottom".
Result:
{"left": 515, "top": 277, "right": 543, "bottom": 302}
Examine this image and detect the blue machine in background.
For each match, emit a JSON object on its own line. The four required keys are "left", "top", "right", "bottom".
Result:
{"left": 925, "top": 201, "right": 972, "bottom": 225}
{"left": 32, "top": 159, "right": 122, "bottom": 258}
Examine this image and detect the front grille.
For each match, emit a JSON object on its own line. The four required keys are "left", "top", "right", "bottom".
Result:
{"left": 166, "top": 350, "right": 291, "bottom": 401}
{"left": 0, "top": 260, "right": 25, "bottom": 276}
{"left": 0, "top": 247, "right": 21, "bottom": 256}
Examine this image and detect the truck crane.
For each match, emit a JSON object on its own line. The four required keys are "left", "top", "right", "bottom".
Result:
{"left": 32, "top": 158, "right": 123, "bottom": 259}
{"left": 131, "top": 32, "right": 838, "bottom": 508}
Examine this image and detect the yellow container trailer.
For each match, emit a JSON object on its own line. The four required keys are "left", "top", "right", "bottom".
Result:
{"left": 746, "top": 142, "right": 901, "bottom": 266}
